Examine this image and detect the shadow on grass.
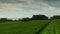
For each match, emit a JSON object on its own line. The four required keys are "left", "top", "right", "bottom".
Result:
{"left": 35, "top": 19, "right": 52, "bottom": 34}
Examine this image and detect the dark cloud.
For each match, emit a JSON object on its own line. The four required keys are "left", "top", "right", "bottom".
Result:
{"left": 0, "top": 0, "right": 47, "bottom": 3}
{"left": 0, "top": 0, "right": 60, "bottom": 8}
{"left": 46, "top": 0, "right": 59, "bottom": 1}
{"left": 0, "top": 0, "right": 26, "bottom": 4}
{"left": 0, "top": 0, "right": 60, "bottom": 19}
{"left": 45, "top": 0, "right": 60, "bottom": 8}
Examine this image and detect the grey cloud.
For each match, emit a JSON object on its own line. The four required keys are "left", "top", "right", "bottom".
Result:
{"left": 0, "top": 0, "right": 27, "bottom": 4}
{"left": 46, "top": 0, "right": 59, "bottom": 1}
{"left": 46, "top": 0, "right": 60, "bottom": 8}
{"left": 0, "top": 0, "right": 60, "bottom": 10}
{"left": 0, "top": 0, "right": 47, "bottom": 4}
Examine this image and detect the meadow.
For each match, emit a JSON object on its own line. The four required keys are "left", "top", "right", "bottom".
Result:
{"left": 40, "top": 19, "right": 60, "bottom": 34}
{"left": 0, "top": 19, "right": 60, "bottom": 34}
{"left": 0, "top": 20, "right": 49, "bottom": 34}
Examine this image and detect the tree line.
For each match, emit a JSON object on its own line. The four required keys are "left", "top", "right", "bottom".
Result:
{"left": 0, "top": 15, "right": 60, "bottom": 22}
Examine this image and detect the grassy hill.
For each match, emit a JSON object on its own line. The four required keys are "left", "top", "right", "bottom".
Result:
{"left": 0, "top": 20, "right": 49, "bottom": 34}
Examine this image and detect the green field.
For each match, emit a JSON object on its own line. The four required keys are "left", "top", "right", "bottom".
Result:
{"left": 0, "top": 19, "right": 60, "bottom": 34}
{"left": 0, "top": 20, "right": 49, "bottom": 34}
{"left": 40, "top": 19, "right": 60, "bottom": 34}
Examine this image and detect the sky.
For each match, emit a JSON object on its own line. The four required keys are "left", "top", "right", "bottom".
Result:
{"left": 0, "top": 0, "right": 60, "bottom": 19}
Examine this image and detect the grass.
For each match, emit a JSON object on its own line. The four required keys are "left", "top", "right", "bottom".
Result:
{"left": 0, "top": 20, "right": 49, "bottom": 34}
{"left": 40, "top": 19, "right": 60, "bottom": 34}
{"left": 0, "top": 19, "right": 60, "bottom": 34}
{"left": 52, "top": 19, "right": 60, "bottom": 34}
{"left": 40, "top": 21, "right": 54, "bottom": 34}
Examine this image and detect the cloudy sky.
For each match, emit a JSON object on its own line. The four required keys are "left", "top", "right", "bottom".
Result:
{"left": 0, "top": 0, "right": 60, "bottom": 19}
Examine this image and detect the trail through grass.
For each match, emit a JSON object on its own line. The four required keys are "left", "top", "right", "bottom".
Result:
{"left": 36, "top": 20, "right": 52, "bottom": 34}
{"left": 39, "top": 19, "right": 60, "bottom": 34}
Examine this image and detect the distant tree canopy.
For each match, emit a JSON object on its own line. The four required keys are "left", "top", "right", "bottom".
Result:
{"left": 0, "top": 15, "right": 49, "bottom": 22}
{"left": 21, "top": 15, "right": 48, "bottom": 21}
{"left": 0, "top": 18, "right": 13, "bottom": 22}
{"left": 0, "top": 15, "right": 60, "bottom": 22}
{"left": 31, "top": 15, "right": 48, "bottom": 20}
{"left": 21, "top": 18, "right": 31, "bottom": 22}
{"left": 51, "top": 15, "right": 60, "bottom": 19}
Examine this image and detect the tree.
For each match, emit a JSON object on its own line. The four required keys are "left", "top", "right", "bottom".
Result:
{"left": 0, "top": 18, "right": 13, "bottom": 22}
{"left": 18, "top": 18, "right": 21, "bottom": 21}
{"left": 51, "top": 15, "right": 60, "bottom": 19}
{"left": 31, "top": 15, "right": 48, "bottom": 20}
{"left": 22, "top": 18, "right": 31, "bottom": 22}
{"left": 0, "top": 18, "right": 8, "bottom": 22}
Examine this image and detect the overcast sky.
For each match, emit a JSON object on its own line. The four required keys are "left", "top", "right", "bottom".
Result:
{"left": 0, "top": 0, "right": 60, "bottom": 19}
